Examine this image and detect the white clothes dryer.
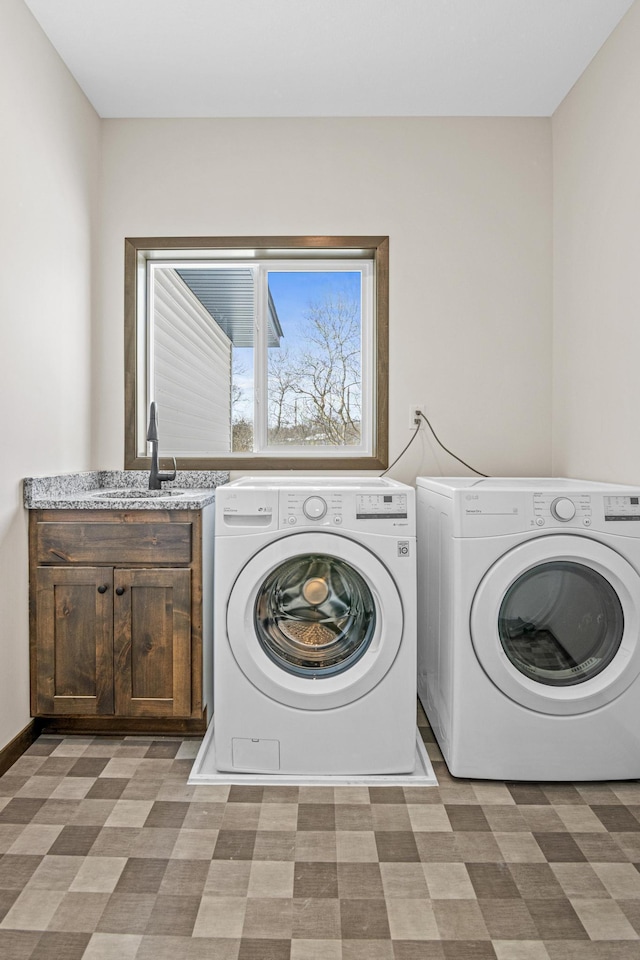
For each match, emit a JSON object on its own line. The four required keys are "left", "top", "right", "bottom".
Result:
{"left": 416, "top": 476, "right": 640, "bottom": 781}
{"left": 213, "top": 477, "right": 416, "bottom": 776}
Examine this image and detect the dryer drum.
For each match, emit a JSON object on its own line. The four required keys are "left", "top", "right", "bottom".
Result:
{"left": 498, "top": 560, "right": 624, "bottom": 686}
{"left": 254, "top": 553, "right": 376, "bottom": 677}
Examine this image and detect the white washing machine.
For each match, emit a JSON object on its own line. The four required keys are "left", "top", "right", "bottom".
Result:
{"left": 213, "top": 477, "right": 416, "bottom": 776}
{"left": 416, "top": 476, "right": 640, "bottom": 781}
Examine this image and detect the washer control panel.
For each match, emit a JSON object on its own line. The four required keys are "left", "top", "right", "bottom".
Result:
{"left": 281, "top": 492, "right": 343, "bottom": 527}
{"left": 604, "top": 495, "right": 640, "bottom": 521}
{"left": 279, "top": 491, "right": 409, "bottom": 528}
{"left": 356, "top": 493, "right": 408, "bottom": 520}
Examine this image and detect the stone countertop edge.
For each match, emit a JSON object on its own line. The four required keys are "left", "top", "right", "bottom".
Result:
{"left": 23, "top": 470, "right": 229, "bottom": 510}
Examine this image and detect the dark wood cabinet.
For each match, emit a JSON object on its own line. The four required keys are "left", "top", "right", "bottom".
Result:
{"left": 29, "top": 508, "right": 212, "bottom": 734}
{"left": 113, "top": 566, "right": 191, "bottom": 717}
{"left": 34, "top": 566, "right": 114, "bottom": 716}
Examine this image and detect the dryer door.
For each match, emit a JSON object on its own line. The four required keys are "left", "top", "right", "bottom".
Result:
{"left": 470, "top": 535, "right": 640, "bottom": 715}
{"left": 226, "top": 532, "right": 404, "bottom": 710}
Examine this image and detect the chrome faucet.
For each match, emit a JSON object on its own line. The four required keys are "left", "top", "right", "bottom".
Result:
{"left": 147, "top": 402, "right": 177, "bottom": 490}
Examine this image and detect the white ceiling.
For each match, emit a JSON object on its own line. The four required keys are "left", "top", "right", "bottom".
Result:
{"left": 23, "top": 0, "right": 635, "bottom": 118}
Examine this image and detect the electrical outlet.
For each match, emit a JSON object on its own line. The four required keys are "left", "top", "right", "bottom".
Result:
{"left": 409, "top": 403, "right": 424, "bottom": 430}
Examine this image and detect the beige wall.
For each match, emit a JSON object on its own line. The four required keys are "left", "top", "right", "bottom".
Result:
{"left": 0, "top": 13, "right": 556, "bottom": 753}
{"left": 98, "top": 118, "right": 553, "bottom": 483}
{"left": 552, "top": 2, "right": 640, "bottom": 482}
{"left": 0, "top": 0, "right": 100, "bottom": 748}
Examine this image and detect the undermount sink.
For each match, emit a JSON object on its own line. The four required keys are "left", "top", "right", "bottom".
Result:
{"left": 91, "top": 489, "right": 185, "bottom": 500}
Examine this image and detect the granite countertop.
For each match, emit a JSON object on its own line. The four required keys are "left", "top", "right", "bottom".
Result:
{"left": 23, "top": 470, "right": 229, "bottom": 510}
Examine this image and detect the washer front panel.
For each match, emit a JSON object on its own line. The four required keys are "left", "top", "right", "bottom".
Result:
{"left": 226, "top": 532, "right": 404, "bottom": 710}
{"left": 471, "top": 535, "right": 640, "bottom": 715}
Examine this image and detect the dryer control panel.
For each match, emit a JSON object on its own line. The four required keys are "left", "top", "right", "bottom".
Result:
{"left": 455, "top": 489, "right": 640, "bottom": 537}
{"left": 428, "top": 477, "right": 640, "bottom": 538}
{"left": 532, "top": 492, "right": 592, "bottom": 526}
{"left": 533, "top": 493, "right": 640, "bottom": 528}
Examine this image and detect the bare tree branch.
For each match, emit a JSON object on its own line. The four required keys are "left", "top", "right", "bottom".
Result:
{"left": 267, "top": 291, "right": 361, "bottom": 446}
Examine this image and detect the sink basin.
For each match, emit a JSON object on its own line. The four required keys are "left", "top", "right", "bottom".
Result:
{"left": 91, "top": 489, "right": 185, "bottom": 500}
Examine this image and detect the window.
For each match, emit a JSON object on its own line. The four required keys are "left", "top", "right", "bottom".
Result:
{"left": 125, "top": 237, "right": 388, "bottom": 470}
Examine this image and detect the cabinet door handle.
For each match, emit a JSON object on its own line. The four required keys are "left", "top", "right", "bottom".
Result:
{"left": 97, "top": 584, "right": 108, "bottom": 594}
{"left": 115, "top": 586, "right": 126, "bottom": 596}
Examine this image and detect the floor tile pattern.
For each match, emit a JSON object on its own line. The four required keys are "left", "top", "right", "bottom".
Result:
{"left": 1, "top": 704, "right": 640, "bottom": 958}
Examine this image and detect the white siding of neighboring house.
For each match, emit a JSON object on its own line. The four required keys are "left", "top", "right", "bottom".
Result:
{"left": 152, "top": 268, "right": 232, "bottom": 455}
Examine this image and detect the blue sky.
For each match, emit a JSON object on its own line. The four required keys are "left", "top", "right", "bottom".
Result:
{"left": 268, "top": 271, "right": 361, "bottom": 347}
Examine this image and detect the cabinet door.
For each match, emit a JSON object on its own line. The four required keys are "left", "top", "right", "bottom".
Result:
{"left": 113, "top": 568, "right": 191, "bottom": 717}
{"left": 35, "top": 567, "right": 114, "bottom": 715}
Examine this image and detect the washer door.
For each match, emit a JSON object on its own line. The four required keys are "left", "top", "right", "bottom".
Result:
{"left": 226, "top": 532, "right": 404, "bottom": 710}
{"left": 470, "top": 535, "right": 640, "bottom": 715}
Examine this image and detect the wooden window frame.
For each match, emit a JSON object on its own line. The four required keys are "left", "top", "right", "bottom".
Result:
{"left": 124, "top": 235, "right": 389, "bottom": 471}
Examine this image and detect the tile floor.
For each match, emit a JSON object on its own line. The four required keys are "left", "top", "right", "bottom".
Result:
{"left": 1, "top": 703, "right": 640, "bottom": 959}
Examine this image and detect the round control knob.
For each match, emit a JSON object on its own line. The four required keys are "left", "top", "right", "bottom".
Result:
{"left": 303, "top": 496, "right": 327, "bottom": 520}
{"left": 551, "top": 497, "right": 576, "bottom": 522}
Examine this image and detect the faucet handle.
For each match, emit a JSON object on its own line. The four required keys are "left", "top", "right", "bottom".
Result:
{"left": 160, "top": 457, "right": 177, "bottom": 483}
